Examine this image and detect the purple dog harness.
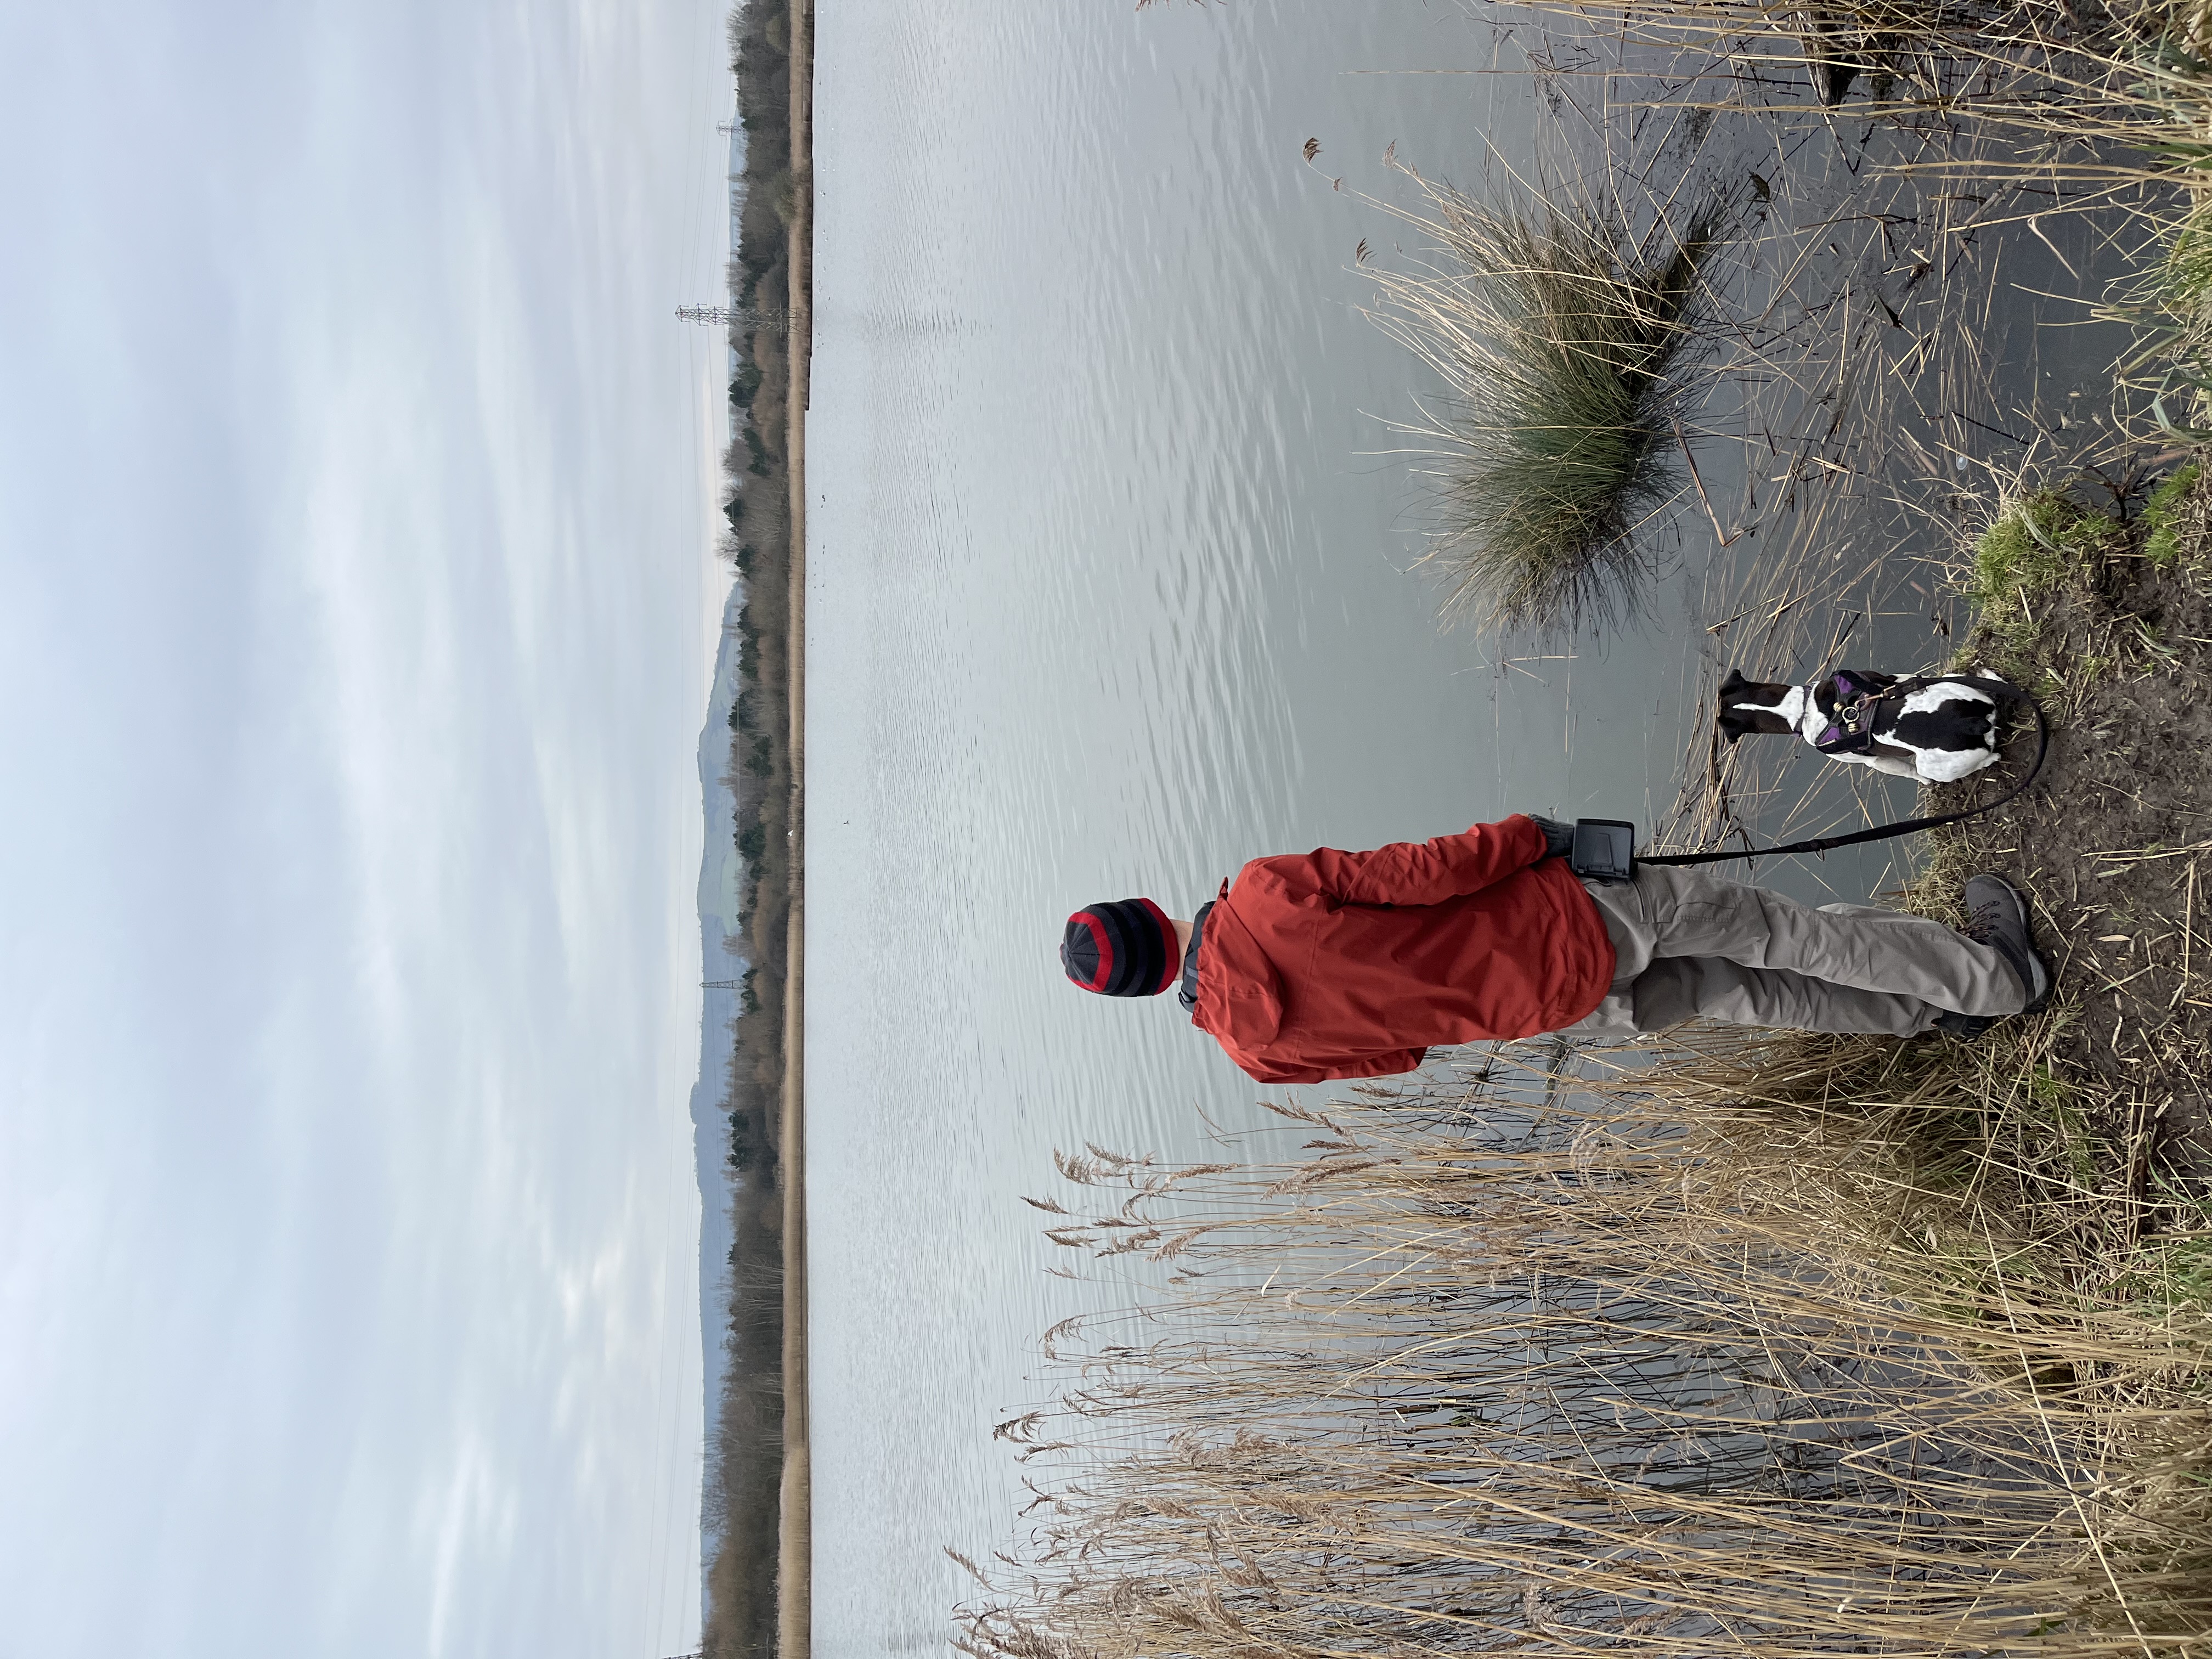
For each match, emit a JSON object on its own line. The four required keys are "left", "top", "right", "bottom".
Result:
{"left": 1810, "top": 669, "right": 1889, "bottom": 755}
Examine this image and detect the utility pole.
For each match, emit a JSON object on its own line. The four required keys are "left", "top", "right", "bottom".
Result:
{"left": 678, "top": 303, "right": 791, "bottom": 335}
{"left": 718, "top": 120, "right": 740, "bottom": 136}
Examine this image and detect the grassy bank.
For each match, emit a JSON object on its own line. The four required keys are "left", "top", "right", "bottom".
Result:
{"left": 774, "top": 5, "right": 813, "bottom": 1658}
{"left": 1918, "top": 470, "right": 2212, "bottom": 1174}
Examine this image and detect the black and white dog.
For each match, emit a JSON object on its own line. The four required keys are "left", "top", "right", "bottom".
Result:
{"left": 1716, "top": 667, "right": 2012, "bottom": 783}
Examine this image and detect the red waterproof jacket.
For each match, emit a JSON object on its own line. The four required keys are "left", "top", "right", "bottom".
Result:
{"left": 1189, "top": 815, "right": 1616, "bottom": 1084}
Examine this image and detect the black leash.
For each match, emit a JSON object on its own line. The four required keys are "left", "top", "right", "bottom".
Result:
{"left": 1640, "top": 682, "right": 2050, "bottom": 868}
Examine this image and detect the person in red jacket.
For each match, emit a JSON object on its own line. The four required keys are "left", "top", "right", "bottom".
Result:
{"left": 1059, "top": 815, "right": 2050, "bottom": 1085}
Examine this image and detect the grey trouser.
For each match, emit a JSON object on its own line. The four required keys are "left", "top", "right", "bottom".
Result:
{"left": 1565, "top": 865, "right": 2025, "bottom": 1038}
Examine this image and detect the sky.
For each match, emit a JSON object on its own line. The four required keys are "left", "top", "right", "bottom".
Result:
{"left": 0, "top": 3, "right": 730, "bottom": 1655}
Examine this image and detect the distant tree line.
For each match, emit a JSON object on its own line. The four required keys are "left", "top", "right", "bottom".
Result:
{"left": 703, "top": 3, "right": 803, "bottom": 1656}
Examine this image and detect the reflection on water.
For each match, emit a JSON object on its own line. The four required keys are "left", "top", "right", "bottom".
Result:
{"left": 803, "top": 4, "right": 2132, "bottom": 1650}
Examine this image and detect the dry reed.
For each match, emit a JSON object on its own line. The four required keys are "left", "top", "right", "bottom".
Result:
{"left": 958, "top": 1043, "right": 2211, "bottom": 1659}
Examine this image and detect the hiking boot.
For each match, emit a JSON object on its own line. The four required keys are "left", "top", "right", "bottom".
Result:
{"left": 1933, "top": 1009, "right": 2001, "bottom": 1041}
{"left": 1960, "top": 873, "right": 2052, "bottom": 1017}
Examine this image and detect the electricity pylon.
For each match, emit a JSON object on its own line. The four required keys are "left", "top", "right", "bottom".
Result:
{"left": 678, "top": 303, "right": 790, "bottom": 335}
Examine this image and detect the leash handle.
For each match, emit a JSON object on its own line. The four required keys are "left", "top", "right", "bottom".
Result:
{"left": 1636, "top": 685, "right": 2050, "bottom": 869}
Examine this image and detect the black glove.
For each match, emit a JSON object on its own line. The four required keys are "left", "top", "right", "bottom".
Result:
{"left": 1527, "top": 815, "right": 1576, "bottom": 860}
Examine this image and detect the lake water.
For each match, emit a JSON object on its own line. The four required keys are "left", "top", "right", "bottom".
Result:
{"left": 801, "top": 4, "right": 2130, "bottom": 1650}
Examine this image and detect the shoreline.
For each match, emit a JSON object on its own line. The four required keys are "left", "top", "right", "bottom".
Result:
{"left": 775, "top": 1, "right": 812, "bottom": 1656}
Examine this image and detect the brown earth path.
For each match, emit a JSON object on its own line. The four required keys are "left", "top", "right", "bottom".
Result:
{"left": 777, "top": 1, "right": 812, "bottom": 1655}
{"left": 1936, "top": 477, "right": 2212, "bottom": 1188}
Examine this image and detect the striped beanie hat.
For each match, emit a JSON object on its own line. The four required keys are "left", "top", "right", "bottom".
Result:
{"left": 1061, "top": 898, "right": 1178, "bottom": 997}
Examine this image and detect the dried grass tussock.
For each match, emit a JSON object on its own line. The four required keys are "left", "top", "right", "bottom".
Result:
{"left": 1361, "top": 171, "right": 1734, "bottom": 636}
{"left": 958, "top": 1051, "right": 2212, "bottom": 1659}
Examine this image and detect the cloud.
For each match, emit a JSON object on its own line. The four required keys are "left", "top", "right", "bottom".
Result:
{"left": 0, "top": 1, "right": 727, "bottom": 1653}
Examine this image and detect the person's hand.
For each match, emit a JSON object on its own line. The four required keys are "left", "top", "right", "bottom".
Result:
{"left": 1527, "top": 815, "right": 1576, "bottom": 860}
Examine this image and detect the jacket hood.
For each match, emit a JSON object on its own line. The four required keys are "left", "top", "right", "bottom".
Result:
{"left": 1191, "top": 881, "right": 1285, "bottom": 1047}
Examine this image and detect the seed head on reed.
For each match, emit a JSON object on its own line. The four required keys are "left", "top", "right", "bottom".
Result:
{"left": 1365, "top": 174, "right": 1734, "bottom": 637}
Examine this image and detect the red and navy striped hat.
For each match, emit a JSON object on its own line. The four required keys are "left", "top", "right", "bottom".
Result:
{"left": 1061, "top": 899, "right": 1178, "bottom": 997}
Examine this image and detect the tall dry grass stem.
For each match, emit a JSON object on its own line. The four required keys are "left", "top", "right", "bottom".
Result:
{"left": 960, "top": 1044, "right": 2210, "bottom": 1659}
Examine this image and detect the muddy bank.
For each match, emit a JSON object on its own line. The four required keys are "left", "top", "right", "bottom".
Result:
{"left": 1933, "top": 469, "right": 2212, "bottom": 1183}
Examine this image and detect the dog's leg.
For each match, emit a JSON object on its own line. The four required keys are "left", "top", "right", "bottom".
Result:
{"left": 1861, "top": 744, "right": 1929, "bottom": 780}
{"left": 1826, "top": 745, "right": 1922, "bottom": 778}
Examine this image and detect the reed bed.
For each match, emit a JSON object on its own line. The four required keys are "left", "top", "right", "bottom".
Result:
{"left": 1522, "top": 0, "right": 2202, "bottom": 140}
{"left": 1519, "top": 0, "right": 2212, "bottom": 380}
{"left": 958, "top": 1043, "right": 2211, "bottom": 1659}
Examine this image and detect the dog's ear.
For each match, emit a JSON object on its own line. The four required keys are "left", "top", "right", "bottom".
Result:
{"left": 1715, "top": 669, "right": 1753, "bottom": 744}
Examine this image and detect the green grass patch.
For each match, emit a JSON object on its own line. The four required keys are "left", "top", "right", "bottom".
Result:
{"left": 2129, "top": 1232, "right": 2212, "bottom": 1318}
{"left": 2122, "top": 1182, "right": 2212, "bottom": 1313}
{"left": 1951, "top": 470, "right": 2203, "bottom": 712}
{"left": 1962, "top": 487, "right": 2127, "bottom": 676}
{"left": 2145, "top": 461, "right": 2200, "bottom": 569}
{"left": 1968, "top": 487, "right": 2125, "bottom": 611}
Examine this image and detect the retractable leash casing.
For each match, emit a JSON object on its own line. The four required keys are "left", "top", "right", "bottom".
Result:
{"left": 1568, "top": 820, "right": 1638, "bottom": 883}
{"left": 1567, "top": 685, "right": 2050, "bottom": 880}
